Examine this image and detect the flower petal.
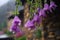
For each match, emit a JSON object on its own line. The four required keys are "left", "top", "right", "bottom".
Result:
{"left": 50, "top": 1, "right": 57, "bottom": 8}
{"left": 43, "top": 3, "right": 49, "bottom": 11}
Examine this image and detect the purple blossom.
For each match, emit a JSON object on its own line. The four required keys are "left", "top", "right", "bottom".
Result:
{"left": 43, "top": 3, "right": 49, "bottom": 11}
{"left": 24, "top": 19, "right": 35, "bottom": 30}
{"left": 10, "top": 16, "right": 21, "bottom": 33}
{"left": 39, "top": 9, "right": 46, "bottom": 17}
{"left": 49, "top": 1, "right": 57, "bottom": 13}
{"left": 50, "top": 1, "right": 57, "bottom": 8}
{"left": 11, "top": 25, "right": 21, "bottom": 33}
{"left": 12, "top": 16, "right": 21, "bottom": 25}
{"left": 33, "top": 13, "right": 40, "bottom": 24}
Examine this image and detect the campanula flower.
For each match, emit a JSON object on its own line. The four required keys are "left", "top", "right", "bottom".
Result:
{"left": 50, "top": 1, "right": 57, "bottom": 9}
{"left": 49, "top": 1, "right": 57, "bottom": 12}
{"left": 39, "top": 9, "right": 46, "bottom": 17}
{"left": 33, "top": 13, "right": 40, "bottom": 24}
{"left": 24, "top": 19, "right": 35, "bottom": 30}
{"left": 43, "top": 3, "right": 49, "bottom": 11}
{"left": 12, "top": 16, "right": 21, "bottom": 25}
{"left": 9, "top": 16, "right": 21, "bottom": 33}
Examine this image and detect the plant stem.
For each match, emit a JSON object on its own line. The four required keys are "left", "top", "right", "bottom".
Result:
{"left": 44, "top": 0, "right": 47, "bottom": 3}
{"left": 40, "top": 0, "right": 42, "bottom": 8}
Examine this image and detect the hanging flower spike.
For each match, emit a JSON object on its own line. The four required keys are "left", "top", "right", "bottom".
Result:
{"left": 39, "top": 9, "right": 46, "bottom": 17}
{"left": 43, "top": 3, "right": 49, "bottom": 11}
{"left": 24, "top": 19, "right": 35, "bottom": 30}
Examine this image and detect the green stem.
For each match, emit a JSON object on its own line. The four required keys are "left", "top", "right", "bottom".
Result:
{"left": 39, "top": 0, "right": 42, "bottom": 8}
{"left": 15, "top": 5, "right": 18, "bottom": 15}
{"left": 30, "top": 0, "right": 34, "bottom": 19}
{"left": 44, "top": 0, "right": 47, "bottom": 3}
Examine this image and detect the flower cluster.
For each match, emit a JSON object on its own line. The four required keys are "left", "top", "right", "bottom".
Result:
{"left": 9, "top": 16, "right": 24, "bottom": 37}
{"left": 24, "top": 1, "right": 57, "bottom": 30}
{"left": 9, "top": 1, "right": 57, "bottom": 38}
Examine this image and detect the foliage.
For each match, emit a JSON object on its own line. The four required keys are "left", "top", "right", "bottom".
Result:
{"left": 5, "top": 30, "right": 13, "bottom": 36}
{"left": 35, "top": 28, "right": 42, "bottom": 39}
{"left": 15, "top": 36, "right": 26, "bottom": 40}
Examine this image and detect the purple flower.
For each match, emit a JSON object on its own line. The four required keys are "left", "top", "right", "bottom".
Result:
{"left": 43, "top": 3, "right": 49, "bottom": 11}
{"left": 49, "top": 1, "right": 57, "bottom": 13}
{"left": 39, "top": 9, "right": 46, "bottom": 17}
{"left": 50, "top": 1, "right": 57, "bottom": 8}
{"left": 12, "top": 16, "right": 21, "bottom": 25}
{"left": 24, "top": 19, "right": 35, "bottom": 30}
{"left": 33, "top": 13, "right": 40, "bottom": 24}
{"left": 9, "top": 16, "right": 21, "bottom": 33}
{"left": 12, "top": 25, "right": 21, "bottom": 33}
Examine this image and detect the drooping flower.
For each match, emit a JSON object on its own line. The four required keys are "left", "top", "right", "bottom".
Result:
{"left": 9, "top": 16, "right": 21, "bottom": 33}
{"left": 39, "top": 9, "right": 46, "bottom": 17}
{"left": 50, "top": 1, "right": 57, "bottom": 9}
{"left": 33, "top": 13, "right": 41, "bottom": 24}
{"left": 24, "top": 19, "right": 35, "bottom": 30}
{"left": 11, "top": 23, "right": 21, "bottom": 33}
{"left": 12, "top": 16, "right": 21, "bottom": 25}
{"left": 49, "top": 1, "right": 57, "bottom": 13}
{"left": 43, "top": 3, "right": 49, "bottom": 11}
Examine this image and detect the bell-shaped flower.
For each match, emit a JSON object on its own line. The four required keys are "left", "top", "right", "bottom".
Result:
{"left": 9, "top": 16, "right": 21, "bottom": 33}
{"left": 43, "top": 3, "right": 49, "bottom": 11}
{"left": 50, "top": 1, "right": 57, "bottom": 9}
{"left": 24, "top": 19, "right": 35, "bottom": 30}
{"left": 39, "top": 9, "right": 46, "bottom": 17}
{"left": 11, "top": 24, "right": 20, "bottom": 33}
{"left": 12, "top": 16, "right": 21, "bottom": 25}
{"left": 33, "top": 13, "right": 41, "bottom": 24}
{"left": 49, "top": 1, "right": 57, "bottom": 13}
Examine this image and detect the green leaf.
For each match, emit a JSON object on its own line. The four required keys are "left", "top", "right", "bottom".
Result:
{"left": 35, "top": 29, "right": 42, "bottom": 39}
{"left": 15, "top": 36, "right": 26, "bottom": 40}
{"left": 16, "top": 0, "right": 22, "bottom": 6}
{"left": 5, "top": 30, "right": 13, "bottom": 36}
